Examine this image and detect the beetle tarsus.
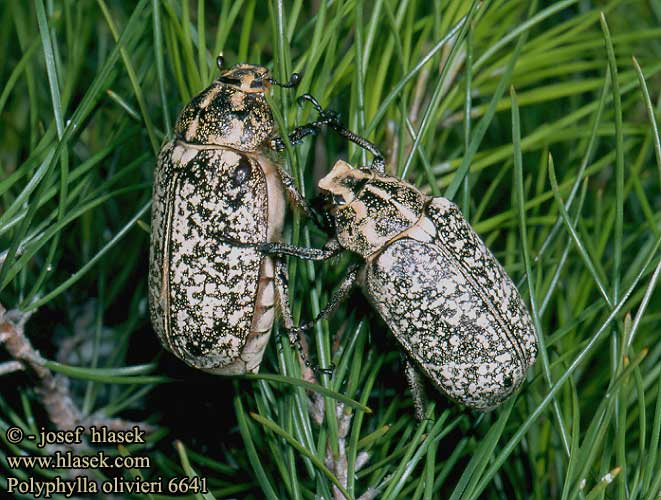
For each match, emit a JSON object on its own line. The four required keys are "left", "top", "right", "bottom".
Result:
{"left": 277, "top": 166, "right": 317, "bottom": 219}
{"left": 294, "top": 264, "right": 360, "bottom": 332}
{"left": 297, "top": 93, "right": 386, "bottom": 173}
{"left": 325, "top": 121, "right": 385, "bottom": 173}
{"left": 297, "top": 93, "right": 324, "bottom": 113}
{"left": 297, "top": 94, "right": 340, "bottom": 122}
{"left": 315, "top": 362, "right": 335, "bottom": 376}
{"left": 272, "top": 92, "right": 385, "bottom": 174}
{"left": 274, "top": 260, "right": 310, "bottom": 362}
{"left": 270, "top": 93, "right": 341, "bottom": 153}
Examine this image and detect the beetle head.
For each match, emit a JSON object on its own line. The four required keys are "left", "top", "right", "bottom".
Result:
{"left": 217, "top": 63, "right": 273, "bottom": 93}
{"left": 319, "top": 160, "right": 426, "bottom": 257}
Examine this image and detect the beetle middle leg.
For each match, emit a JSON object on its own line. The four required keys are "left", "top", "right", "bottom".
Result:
{"left": 219, "top": 235, "right": 343, "bottom": 261}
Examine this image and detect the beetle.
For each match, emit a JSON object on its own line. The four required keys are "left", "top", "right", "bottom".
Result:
{"left": 262, "top": 114, "right": 538, "bottom": 415}
{"left": 149, "top": 58, "right": 336, "bottom": 375}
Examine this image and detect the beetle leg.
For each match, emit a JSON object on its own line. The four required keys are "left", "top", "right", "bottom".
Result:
{"left": 258, "top": 238, "right": 343, "bottom": 261}
{"left": 276, "top": 166, "right": 316, "bottom": 219}
{"left": 276, "top": 173, "right": 336, "bottom": 232}
{"left": 273, "top": 258, "right": 308, "bottom": 361}
{"left": 404, "top": 358, "right": 427, "bottom": 422}
{"left": 271, "top": 91, "right": 386, "bottom": 173}
{"left": 273, "top": 260, "right": 299, "bottom": 340}
{"left": 297, "top": 93, "right": 386, "bottom": 173}
{"left": 215, "top": 236, "right": 342, "bottom": 261}
{"left": 268, "top": 91, "right": 341, "bottom": 152}
{"left": 270, "top": 114, "right": 338, "bottom": 152}
{"left": 324, "top": 120, "right": 385, "bottom": 173}
{"left": 276, "top": 166, "right": 335, "bottom": 233}
{"left": 293, "top": 264, "right": 361, "bottom": 332}
{"left": 274, "top": 259, "right": 334, "bottom": 376}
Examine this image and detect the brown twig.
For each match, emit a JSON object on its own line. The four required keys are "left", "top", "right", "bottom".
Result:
{"left": 314, "top": 400, "right": 372, "bottom": 500}
{"left": 0, "top": 303, "right": 155, "bottom": 437}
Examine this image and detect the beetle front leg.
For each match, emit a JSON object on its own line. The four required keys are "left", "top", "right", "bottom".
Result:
{"left": 258, "top": 238, "right": 343, "bottom": 261}
{"left": 270, "top": 93, "right": 342, "bottom": 151}
{"left": 276, "top": 166, "right": 316, "bottom": 220}
{"left": 404, "top": 358, "right": 428, "bottom": 422}
{"left": 269, "top": 113, "right": 339, "bottom": 152}
{"left": 297, "top": 93, "right": 386, "bottom": 173}
{"left": 324, "top": 120, "right": 386, "bottom": 174}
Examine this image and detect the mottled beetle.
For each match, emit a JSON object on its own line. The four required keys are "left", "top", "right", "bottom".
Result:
{"left": 264, "top": 113, "right": 538, "bottom": 414}
{"left": 149, "top": 59, "right": 336, "bottom": 374}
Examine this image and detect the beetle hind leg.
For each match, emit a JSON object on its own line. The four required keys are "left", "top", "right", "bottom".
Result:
{"left": 274, "top": 259, "right": 335, "bottom": 377}
{"left": 275, "top": 262, "right": 360, "bottom": 378}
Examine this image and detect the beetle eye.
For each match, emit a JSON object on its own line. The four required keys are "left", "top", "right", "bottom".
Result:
{"left": 219, "top": 76, "right": 242, "bottom": 86}
{"left": 332, "top": 194, "right": 346, "bottom": 205}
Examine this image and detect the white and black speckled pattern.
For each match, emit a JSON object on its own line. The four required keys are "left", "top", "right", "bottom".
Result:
{"left": 363, "top": 197, "right": 537, "bottom": 410}
{"left": 426, "top": 197, "right": 537, "bottom": 365}
{"left": 173, "top": 64, "right": 276, "bottom": 152}
{"left": 149, "top": 141, "right": 276, "bottom": 373}
{"left": 174, "top": 84, "right": 275, "bottom": 151}
{"left": 319, "top": 162, "right": 537, "bottom": 410}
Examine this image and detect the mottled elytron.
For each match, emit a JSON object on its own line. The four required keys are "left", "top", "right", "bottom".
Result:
{"left": 149, "top": 59, "right": 332, "bottom": 374}
{"left": 264, "top": 118, "right": 538, "bottom": 414}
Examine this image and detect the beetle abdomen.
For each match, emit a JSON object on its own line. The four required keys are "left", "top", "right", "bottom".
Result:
{"left": 149, "top": 142, "right": 273, "bottom": 372}
{"left": 364, "top": 197, "right": 537, "bottom": 410}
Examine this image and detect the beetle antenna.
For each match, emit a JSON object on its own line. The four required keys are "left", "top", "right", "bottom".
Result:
{"left": 269, "top": 72, "right": 301, "bottom": 88}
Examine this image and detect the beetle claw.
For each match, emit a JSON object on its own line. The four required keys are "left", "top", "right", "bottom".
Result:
{"left": 297, "top": 93, "right": 341, "bottom": 123}
{"left": 315, "top": 362, "right": 335, "bottom": 377}
{"left": 297, "top": 93, "right": 322, "bottom": 112}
